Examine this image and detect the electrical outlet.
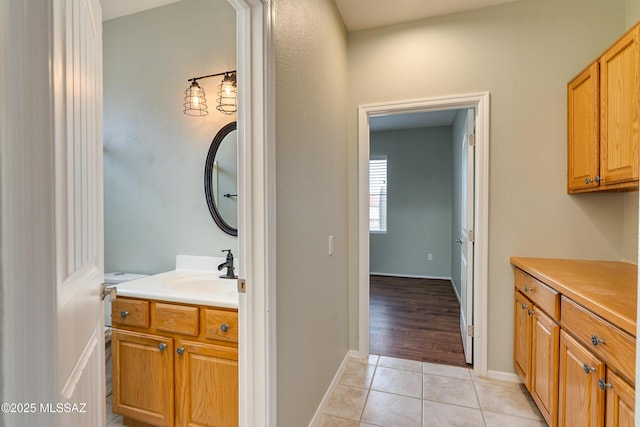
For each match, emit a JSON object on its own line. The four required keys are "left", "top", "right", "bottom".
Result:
{"left": 428, "top": 253, "right": 433, "bottom": 261}
{"left": 328, "top": 235, "right": 334, "bottom": 256}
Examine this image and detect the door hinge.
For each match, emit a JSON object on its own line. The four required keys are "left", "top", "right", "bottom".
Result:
{"left": 467, "top": 325, "right": 474, "bottom": 337}
{"left": 100, "top": 283, "right": 117, "bottom": 302}
{"left": 469, "top": 133, "right": 476, "bottom": 147}
{"left": 237, "top": 278, "right": 246, "bottom": 294}
{"left": 468, "top": 229, "right": 475, "bottom": 242}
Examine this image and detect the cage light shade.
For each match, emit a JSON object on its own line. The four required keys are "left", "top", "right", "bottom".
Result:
{"left": 216, "top": 73, "right": 237, "bottom": 115}
{"left": 184, "top": 80, "right": 208, "bottom": 116}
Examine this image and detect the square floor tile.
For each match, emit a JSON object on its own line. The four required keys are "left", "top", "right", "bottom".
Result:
{"left": 422, "top": 400, "right": 484, "bottom": 427}
{"left": 422, "top": 362, "right": 471, "bottom": 380}
{"left": 340, "top": 361, "right": 376, "bottom": 389}
{"left": 378, "top": 356, "right": 423, "bottom": 373}
{"left": 422, "top": 374, "right": 479, "bottom": 409}
{"left": 371, "top": 366, "right": 422, "bottom": 398}
{"left": 324, "top": 384, "right": 369, "bottom": 421}
{"left": 361, "top": 390, "right": 422, "bottom": 427}
{"left": 317, "top": 413, "right": 360, "bottom": 427}
{"left": 474, "top": 381, "right": 543, "bottom": 420}
{"left": 483, "top": 411, "right": 547, "bottom": 427}
{"left": 351, "top": 354, "right": 380, "bottom": 366}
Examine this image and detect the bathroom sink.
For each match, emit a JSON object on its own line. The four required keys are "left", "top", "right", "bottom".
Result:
{"left": 164, "top": 275, "right": 237, "bottom": 294}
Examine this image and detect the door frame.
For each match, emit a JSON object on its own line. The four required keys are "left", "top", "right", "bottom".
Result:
{"left": 231, "top": 0, "right": 277, "bottom": 425}
{"left": 357, "top": 92, "right": 490, "bottom": 376}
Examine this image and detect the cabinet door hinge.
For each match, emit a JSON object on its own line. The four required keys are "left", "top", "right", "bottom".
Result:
{"left": 468, "top": 229, "right": 475, "bottom": 242}
{"left": 467, "top": 325, "right": 474, "bottom": 337}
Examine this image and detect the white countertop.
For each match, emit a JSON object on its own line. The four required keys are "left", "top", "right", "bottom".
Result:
{"left": 113, "top": 255, "right": 239, "bottom": 309}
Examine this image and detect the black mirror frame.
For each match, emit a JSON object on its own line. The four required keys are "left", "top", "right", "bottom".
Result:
{"left": 204, "top": 121, "right": 238, "bottom": 236}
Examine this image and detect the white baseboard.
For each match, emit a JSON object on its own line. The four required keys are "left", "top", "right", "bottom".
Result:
{"left": 450, "top": 279, "right": 461, "bottom": 304}
{"left": 370, "top": 272, "right": 453, "bottom": 281}
{"left": 307, "top": 351, "right": 355, "bottom": 427}
{"left": 486, "top": 369, "right": 523, "bottom": 383}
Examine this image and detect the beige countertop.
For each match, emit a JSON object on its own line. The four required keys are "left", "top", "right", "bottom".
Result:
{"left": 510, "top": 257, "right": 637, "bottom": 336}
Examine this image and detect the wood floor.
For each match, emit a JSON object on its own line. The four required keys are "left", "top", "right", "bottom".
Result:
{"left": 369, "top": 275, "right": 470, "bottom": 368}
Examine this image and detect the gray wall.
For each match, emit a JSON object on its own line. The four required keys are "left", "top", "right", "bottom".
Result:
{"left": 370, "top": 127, "right": 453, "bottom": 278}
{"left": 274, "top": 0, "right": 349, "bottom": 425}
{"left": 347, "top": 0, "right": 635, "bottom": 375}
{"left": 103, "top": 0, "right": 237, "bottom": 275}
{"left": 450, "top": 110, "right": 468, "bottom": 298}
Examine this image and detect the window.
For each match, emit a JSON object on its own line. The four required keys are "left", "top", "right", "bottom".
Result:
{"left": 369, "top": 156, "right": 387, "bottom": 233}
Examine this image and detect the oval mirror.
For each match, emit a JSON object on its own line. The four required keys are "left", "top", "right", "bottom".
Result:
{"left": 204, "top": 121, "right": 238, "bottom": 236}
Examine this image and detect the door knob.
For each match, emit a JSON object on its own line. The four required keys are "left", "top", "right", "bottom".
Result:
{"left": 455, "top": 239, "right": 463, "bottom": 244}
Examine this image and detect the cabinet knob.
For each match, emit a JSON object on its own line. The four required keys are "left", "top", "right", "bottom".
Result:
{"left": 595, "top": 176, "right": 603, "bottom": 183}
{"left": 527, "top": 308, "right": 535, "bottom": 316}
{"left": 598, "top": 378, "right": 612, "bottom": 391}
{"left": 158, "top": 343, "right": 167, "bottom": 351}
{"left": 520, "top": 303, "right": 527, "bottom": 310}
{"left": 591, "top": 335, "right": 605, "bottom": 346}
{"left": 120, "top": 311, "right": 129, "bottom": 318}
{"left": 177, "top": 347, "right": 185, "bottom": 356}
{"left": 585, "top": 177, "right": 594, "bottom": 184}
{"left": 220, "top": 323, "right": 229, "bottom": 333}
{"left": 523, "top": 286, "right": 533, "bottom": 292}
{"left": 582, "top": 363, "right": 595, "bottom": 374}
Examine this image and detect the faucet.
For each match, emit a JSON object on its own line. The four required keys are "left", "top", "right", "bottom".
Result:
{"left": 218, "top": 249, "right": 238, "bottom": 279}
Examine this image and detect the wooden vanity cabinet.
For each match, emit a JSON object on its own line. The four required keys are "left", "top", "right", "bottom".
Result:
{"left": 567, "top": 23, "right": 640, "bottom": 193}
{"left": 111, "top": 297, "right": 238, "bottom": 427}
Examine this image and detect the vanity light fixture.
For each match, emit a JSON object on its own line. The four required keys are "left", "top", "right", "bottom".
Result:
{"left": 183, "top": 70, "right": 237, "bottom": 116}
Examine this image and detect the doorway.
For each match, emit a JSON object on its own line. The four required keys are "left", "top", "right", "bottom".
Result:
{"left": 357, "top": 93, "right": 490, "bottom": 376}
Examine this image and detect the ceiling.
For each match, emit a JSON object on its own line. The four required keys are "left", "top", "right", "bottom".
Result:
{"left": 334, "top": 0, "right": 519, "bottom": 31}
{"left": 370, "top": 110, "right": 459, "bottom": 132}
{"left": 102, "top": 0, "right": 519, "bottom": 28}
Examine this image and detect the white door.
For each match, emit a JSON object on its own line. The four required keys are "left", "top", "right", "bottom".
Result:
{"left": 459, "top": 109, "right": 475, "bottom": 365}
{"left": 54, "top": 0, "right": 105, "bottom": 424}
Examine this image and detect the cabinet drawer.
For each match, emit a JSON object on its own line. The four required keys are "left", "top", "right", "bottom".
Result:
{"left": 205, "top": 309, "right": 238, "bottom": 343}
{"left": 561, "top": 297, "right": 635, "bottom": 384}
{"left": 112, "top": 298, "right": 150, "bottom": 328}
{"left": 515, "top": 269, "right": 560, "bottom": 320}
{"left": 155, "top": 303, "right": 199, "bottom": 336}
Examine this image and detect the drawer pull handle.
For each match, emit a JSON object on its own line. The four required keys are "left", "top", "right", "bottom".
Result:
{"left": 177, "top": 347, "right": 185, "bottom": 356}
{"left": 582, "top": 363, "right": 595, "bottom": 374}
{"left": 591, "top": 335, "right": 605, "bottom": 346}
{"left": 598, "top": 378, "right": 612, "bottom": 391}
{"left": 158, "top": 343, "right": 167, "bottom": 351}
{"left": 120, "top": 311, "right": 129, "bottom": 318}
{"left": 523, "top": 286, "right": 533, "bottom": 292}
{"left": 220, "top": 323, "right": 229, "bottom": 333}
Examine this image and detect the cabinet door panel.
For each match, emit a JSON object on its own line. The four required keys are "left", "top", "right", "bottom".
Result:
{"left": 112, "top": 329, "right": 174, "bottom": 427}
{"left": 605, "top": 371, "right": 635, "bottom": 427}
{"left": 531, "top": 309, "right": 560, "bottom": 427}
{"left": 514, "top": 292, "right": 532, "bottom": 388}
{"left": 600, "top": 26, "right": 640, "bottom": 185}
{"left": 568, "top": 62, "right": 600, "bottom": 192}
{"left": 558, "top": 331, "right": 604, "bottom": 427}
{"left": 175, "top": 340, "right": 238, "bottom": 427}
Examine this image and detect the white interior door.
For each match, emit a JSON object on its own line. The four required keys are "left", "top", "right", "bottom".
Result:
{"left": 54, "top": 0, "right": 105, "bottom": 424}
{"left": 459, "top": 109, "right": 475, "bottom": 365}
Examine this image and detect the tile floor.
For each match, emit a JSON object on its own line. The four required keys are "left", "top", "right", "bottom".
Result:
{"left": 106, "top": 355, "right": 547, "bottom": 427}
{"left": 317, "top": 355, "right": 547, "bottom": 427}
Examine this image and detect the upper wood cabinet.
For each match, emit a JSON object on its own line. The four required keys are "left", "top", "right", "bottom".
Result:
{"left": 567, "top": 24, "right": 640, "bottom": 193}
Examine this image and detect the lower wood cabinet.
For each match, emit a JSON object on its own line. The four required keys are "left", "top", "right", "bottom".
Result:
{"left": 511, "top": 261, "right": 636, "bottom": 427}
{"left": 558, "top": 330, "right": 605, "bottom": 427}
{"left": 513, "top": 290, "right": 559, "bottom": 426}
{"left": 111, "top": 297, "right": 238, "bottom": 427}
